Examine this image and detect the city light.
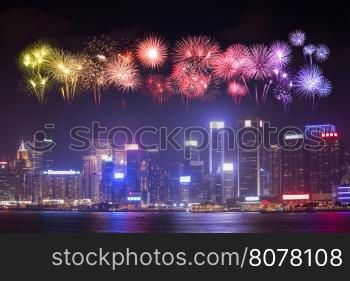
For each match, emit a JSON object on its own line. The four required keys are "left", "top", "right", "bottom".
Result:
{"left": 209, "top": 121, "right": 224, "bottom": 129}
{"left": 223, "top": 163, "right": 233, "bottom": 171}
{"left": 282, "top": 194, "right": 310, "bottom": 200}
{"left": 101, "top": 154, "right": 113, "bottom": 162}
{"left": 127, "top": 196, "right": 142, "bottom": 201}
{"left": 179, "top": 176, "right": 191, "bottom": 183}
{"left": 43, "top": 170, "right": 80, "bottom": 175}
{"left": 125, "top": 144, "right": 139, "bottom": 150}
{"left": 185, "top": 140, "right": 198, "bottom": 147}
{"left": 244, "top": 120, "right": 252, "bottom": 127}
{"left": 284, "top": 134, "right": 303, "bottom": 140}
{"left": 245, "top": 196, "right": 260, "bottom": 202}
{"left": 114, "top": 172, "right": 125, "bottom": 179}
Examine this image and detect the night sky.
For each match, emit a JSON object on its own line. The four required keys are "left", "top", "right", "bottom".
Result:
{"left": 0, "top": 0, "right": 349, "bottom": 169}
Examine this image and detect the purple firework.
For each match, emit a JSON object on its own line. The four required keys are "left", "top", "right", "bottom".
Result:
{"left": 294, "top": 65, "right": 323, "bottom": 98}
{"left": 303, "top": 44, "right": 316, "bottom": 56}
{"left": 318, "top": 77, "right": 332, "bottom": 97}
{"left": 289, "top": 30, "right": 306, "bottom": 47}
{"left": 246, "top": 44, "right": 275, "bottom": 80}
{"left": 270, "top": 41, "right": 292, "bottom": 67}
{"left": 315, "top": 44, "right": 330, "bottom": 62}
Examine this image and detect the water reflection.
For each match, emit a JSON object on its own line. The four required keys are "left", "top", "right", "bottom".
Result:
{"left": 0, "top": 211, "right": 350, "bottom": 233}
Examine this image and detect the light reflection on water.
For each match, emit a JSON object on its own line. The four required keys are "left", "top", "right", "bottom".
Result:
{"left": 0, "top": 211, "right": 350, "bottom": 233}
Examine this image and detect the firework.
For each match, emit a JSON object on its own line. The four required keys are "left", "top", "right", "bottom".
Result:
{"left": 19, "top": 40, "right": 53, "bottom": 103}
{"left": 246, "top": 44, "right": 274, "bottom": 80}
{"left": 270, "top": 41, "right": 292, "bottom": 67}
{"left": 318, "top": 77, "right": 332, "bottom": 97}
{"left": 289, "top": 30, "right": 306, "bottom": 47}
{"left": 294, "top": 65, "right": 323, "bottom": 98}
{"left": 315, "top": 44, "right": 330, "bottom": 62}
{"left": 82, "top": 35, "right": 118, "bottom": 104}
{"left": 303, "top": 44, "right": 316, "bottom": 56}
{"left": 45, "top": 49, "right": 86, "bottom": 102}
{"left": 136, "top": 35, "right": 168, "bottom": 69}
{"left": 173, "top": 36, "right": 221, "bottom": 73}
{"left": 144, "top": 74, "right": 172, "bottom": 104}
{"left": 212, "top": 44, "right": 250, "bottom": 81}
{"left": 106, "top": 57, "right": 140, "bottom": 92}
{"left": 227, "top": 81, "right": 247, "bottom": 104}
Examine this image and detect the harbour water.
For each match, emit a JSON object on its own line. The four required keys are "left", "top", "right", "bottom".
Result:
{"left": 1, "top": 211, "right": 350, "bottom": 233}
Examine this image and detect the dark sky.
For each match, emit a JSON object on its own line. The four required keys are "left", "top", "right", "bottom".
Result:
{"left": 0, "top": 0, "right": 349, "bottom": 169}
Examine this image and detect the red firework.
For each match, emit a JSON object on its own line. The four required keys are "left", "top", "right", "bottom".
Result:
{"left": 144, "top": 74, "right": 171, "bottom": 104}
{"left": 212, "top": 44, "right": 250, "bottom": 81}
{"left": 227, "top": 81, "right": 247, "bottom": 103}
{"left": 136, "top": 35, "right": 168, "bottom": 69}
{"left": 173, "top": 36, "right": 221, "bottom": 72}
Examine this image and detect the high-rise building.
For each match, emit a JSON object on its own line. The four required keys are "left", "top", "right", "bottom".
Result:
{"left": 188, "top": 160, "right": 205, "bottom": 203}
{"left": 179, "top": 176, "right": 191, "bottom": 205}
{"left": 0, "top": 161, "right": 12, "bottom": 201}
{"left": 41, "top": 170, "right": 81, "bottom": 203}
{"left": 237, "top": 119, "right": 265, "bottom": 199}
{"left": 222, "top": 163, "right": 234, "bottom": 203}
{"left": 305, "top": 125, "right": 342, "bottom": 194}
{"left": 100, "top": 156, "right": 115, "bottom": 203}
{"left": 280, "top": 132, "right": 306, "bottom": 193}
{"left": 126, "top": 144, "right": 140, "bottom": 193}
{"left": 209, "top": 121, "right": 225, "bottom": 203}
{"left": 267, "top": 145, "right": 282, "bottom": 197}
{"left": 82, "top": 155, "right": 99, "bottom": 202}
{"left": 168, "top": 162, "right": 184, "bottom": 204}
{"left": 14, "top": 141, "right": 32, "bottom": 201}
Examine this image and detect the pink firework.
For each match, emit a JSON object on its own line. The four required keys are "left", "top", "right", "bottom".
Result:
{"left": 212, "top": 44, "right": 250, "bottom": 81}
{"left": 144, "top": 74, "right": 172, "bottom": 104}
{"left": 136, "top": 35, "right": 168, "bottom": 69}
{"left": 173, "top": 36, "right": 221, "bottom": 72}
{"left": 106, "top": 57, "right": 140, "bottom": 92}
{"left": 227, "top": 81, "right": 247, "bottom": 103}
{"left": 246, "top": 44, "right": 275, "bottom": 80}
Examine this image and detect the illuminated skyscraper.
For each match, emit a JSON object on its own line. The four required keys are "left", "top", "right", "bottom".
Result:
{"left": 237, "top": 119, "right": 265, "bottom": 199}
{"left": 126, "top": 144, "right": 140, "bottom": 193}
{"left": 100, "top": 156, "right": 115, "bottom": 203}
{"left": 82, "top": 155, "right": 99, "bottom": 202}
{"left": 0, "top": 161, "right": 12, "bottom": 201}
{"left": 209, "top": 121, "right": 225, "bottom": 203}
{"left": 222, "top": 163, "right": 234, "bottom": 203}
{"left": 41, "top": 170, "right": 81, "bottom": 203}
{"left": 280, "top": 132, "right": 306, "bottom": 193}
{"left": 267, "top": 145, "right": 282, "bottom": 197}
{"left": 14, "top": 141, "right": 32, "bottom": 201}
{"left": 168, "top": 162, "right": 184, "bottom": 204}
{"left": 305, "top": 125, "right": 342, "bottom": 194}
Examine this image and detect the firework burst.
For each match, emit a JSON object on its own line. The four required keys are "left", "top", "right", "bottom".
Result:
{"left": 19, "top": 40, "right": 53, "bottom": 103}
{"left": 82, "top": 35, "right": 119, "bottom": 104}
{"left": 289, "top": 30, "right": 306, "bottom": 47}
{"left": 106, "top": 57, "right": 140, "bottom": 92}
{"left": 212, "top": 44, "right": 250, "bottom": 81}
{"left": 246, "top": 44, "right": 274, "bottom": 80}
{"left": 45, "top": 49, "right": 86, "bottom": 102}
{"left": 226, "top": 81, "right": 247, "bottom": 104}
{"left": 294, "top": 65, "right": 323, "bottom": 99}
{"left": 173, "top": 36, "right": 221, "bottom": 73}
{"left": 318, "top": 77, "right": 332, "bottom": 97}
{"left": 144, "top": 74, "right": 172, "bottom": 104}
{"left": 270, "top": 41, "right": 292, "bottom": 67}
{"left": 315, "top": 44, "right": 330, "bottom": 62}
{"left": 136, "top": 35, "right": 168, "bottom": 69}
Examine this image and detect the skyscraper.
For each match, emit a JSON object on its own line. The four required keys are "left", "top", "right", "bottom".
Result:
{"left": 14, "top": 141, "right": 32, "bottom": 201}
{"left": 237, "top": 119, "right": 265, "bottom": 199}
{"left": 209, "top": 121, "right": 225, "bottom": 203}
{"left": 81, "top": 155, "right": 99, "bottom": 202}
{"left": 280, "top": 132, "right": 306, "bottom": 194}
{"left": 0, "top": 161, "right": 11, "bottom": 201}
{"left": 125, "top": 144, "right": 140, "bottom": 193}
{"left": 168, "top": 162, "right": 184, "bottom": 204}
{"left": 267, "top": 145, "right": 282, "bottom": 197}
{"left": 222, "top": 163, "right": 234, "bottom": 203}
{"left": 100, "top": 156, "right": 115, "bottom": 203}
{"left": 41, "top": 170, "right": 81, "bottom": 203}
{"left": 305, "top": 125, "right": 341, "bottom": 194}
